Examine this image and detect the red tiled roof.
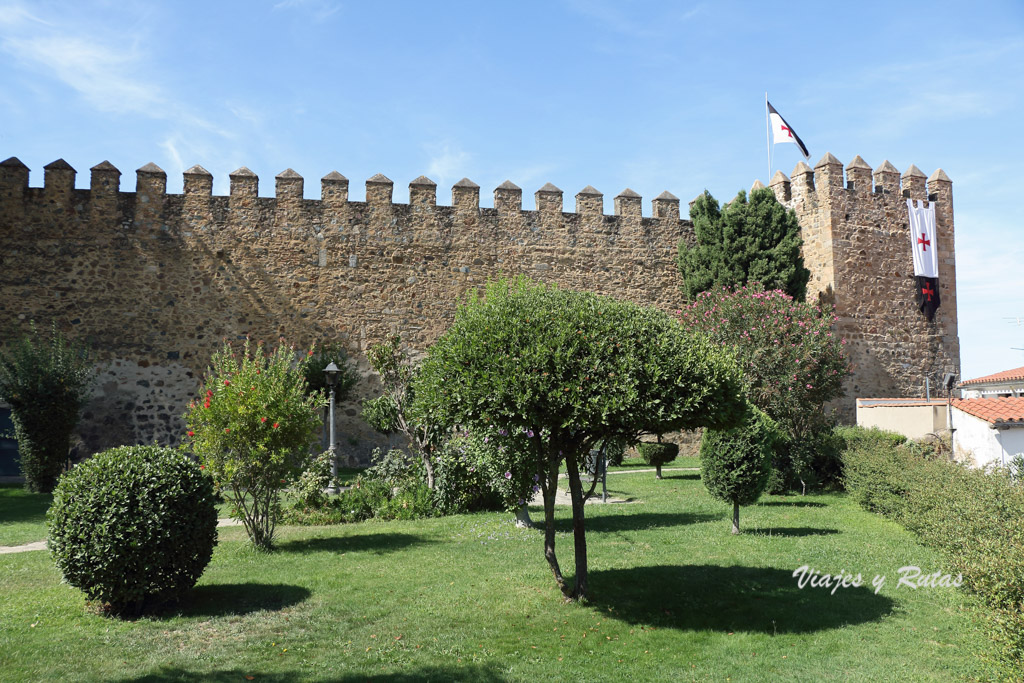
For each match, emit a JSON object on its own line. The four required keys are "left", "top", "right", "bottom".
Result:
{"left": 952, "top": 397, "right": 1024, "bottom": 425}
{"left": 961, "top": 366, "right": 1024, "bottom": 386}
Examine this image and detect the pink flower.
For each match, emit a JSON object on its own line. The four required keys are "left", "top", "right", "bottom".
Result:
{"left": 504, "top": 471, "right": 512, "bottom": 479}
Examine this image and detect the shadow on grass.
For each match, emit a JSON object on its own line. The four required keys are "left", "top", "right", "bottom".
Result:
{"left": 746, "top": 527, "right": 840, "bottom": 538}
{"left": 0, "top": 485, "right": 52, "bottom": 525}
{"left": 115, "top": 663, "right": 509, "bottom": 682}
{"left": 168, "top": 583, "right": 310, "bottom": 618}
{"left": 276, "top": 532, "right": 432, "bottom": 555}
{"left": 758, "top": 500, "right": 827, "bottom": 508}
{"left": 591, "top": 564, "right": 894, "bottom": 633}
{"left": 660, "top": 473, "right": 700, "bottom": 481}
{"left": 553, "top": 512, "right": 722, "bottom": 534}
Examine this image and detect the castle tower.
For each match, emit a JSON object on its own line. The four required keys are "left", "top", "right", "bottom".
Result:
{"left": 772, "top": 153, "right": 961, "bottom": 418}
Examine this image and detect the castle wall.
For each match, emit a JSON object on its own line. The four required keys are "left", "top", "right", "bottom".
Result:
{"left": 0, "top": 152, "right": 961, "bottom": 458}
{"left": 0, "top": 158, "right": 691, "bottom": 462}
{"left": 770, "top": 154, "right": 960, "bottom": 420}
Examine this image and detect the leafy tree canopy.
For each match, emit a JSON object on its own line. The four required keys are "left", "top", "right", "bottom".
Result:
{"left": 412, "top": 277, "right": 747, "bottom": 600}
{"left": 679, "top": 188, "right": 810, "bottom": 301}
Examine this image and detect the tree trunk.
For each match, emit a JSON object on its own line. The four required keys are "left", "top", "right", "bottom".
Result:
{"left": 541, "top": 459, "right": 567, "bottom": 595}
{"left": 564, "top": 450, "right": 589, "bottom": 602}
{"left": 515, "top": 504, "right": 534, "bottom": 528}
{"left": 732, "top": 500, "right": 740, "bottom": 535}
{"left": 656, "top": 463, "right": 662, "bottom": 480}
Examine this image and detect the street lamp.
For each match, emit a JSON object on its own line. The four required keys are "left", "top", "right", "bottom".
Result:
{"left": 323, "top": 361, "right": 340, "bottom": 494}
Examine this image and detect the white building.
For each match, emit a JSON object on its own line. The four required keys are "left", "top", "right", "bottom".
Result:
{"left": 951, "top": 398, "right": 1024, "bottom": 469}
{"left": 960, "top": 366, "right": 1024, "bottom": 398}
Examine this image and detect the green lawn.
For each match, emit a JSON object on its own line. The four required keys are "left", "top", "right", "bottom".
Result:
{"left": 0, "top": 484, "right": 52, "bottom": 546}
{"left": 0, "top": 470, "right": 987, "bottom": 681}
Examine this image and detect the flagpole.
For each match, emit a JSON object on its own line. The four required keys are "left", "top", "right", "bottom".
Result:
{"left": 765, "top": 92, "right": 771, "bottom": 181}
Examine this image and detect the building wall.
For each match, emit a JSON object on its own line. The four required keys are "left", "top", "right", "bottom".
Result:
{"left": 0, "top": 153, "right": 962, "bottom": 461}
{"left": 856, "top": 404, "right": 947, "bottom": 439}
{"left": 952, "top": 408, "right": 1024, "bottom": 468}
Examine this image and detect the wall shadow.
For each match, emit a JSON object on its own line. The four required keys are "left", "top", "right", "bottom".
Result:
{"left": 745, "top": 527, "right": 840, "bottom": 538}
{"left": 553, "top": 511, "right": 723, "bottom": 534}
{"left": 758, "top": 500, "right": 827, "bottom": 508}
{"left": 170, "top": 583, "right": 311, "bottom": 618}
{"left": 590, "top": 564, "right": 893, "bottom": 633}
{"left": 0, "top": 486, "right": 52, "bottom": 525}
{"left": 276, "top": 532, "right": 432, "bottom": 555}
{"left": 114, "top": 663, "right": 509, "bottom": 682}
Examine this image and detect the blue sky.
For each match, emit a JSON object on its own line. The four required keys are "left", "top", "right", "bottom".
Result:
{"left": 1, "top": 0, "right": 1022, "bottom": 382}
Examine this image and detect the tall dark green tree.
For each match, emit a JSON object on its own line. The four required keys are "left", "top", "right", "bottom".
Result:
{"left": 0, "top": 323, "right": 94, "bottom": 493}
{"left": 678, "top": 188, "right": 810, "bottom": 301}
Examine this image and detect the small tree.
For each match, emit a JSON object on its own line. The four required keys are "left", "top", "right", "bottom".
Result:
{"left": 637, "top": 440, "right": 679, "bottom": 480}
{"left": 0, "top": 323, "right": 94, "bottom": 493}
{"left": 678, "top": 285, "right": 851, "bottom": 491}
{"left": 361, "top": 335, "right": 440, "bottom": 489}
{"left": 412, "top": 278, "right": 747, "bottom": 601}
{"left": 185, "top": 339, "right": 321, "bottom": 550}
{"left": 678, "top": 188, "right": 810, "bottom": 301}
{"left": 701, "top": 405, "right": 777, "bottom": 534}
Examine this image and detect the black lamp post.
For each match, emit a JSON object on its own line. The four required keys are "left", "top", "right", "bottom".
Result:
{"left": 323, "top": 362, "right": 340, "bottom": 494}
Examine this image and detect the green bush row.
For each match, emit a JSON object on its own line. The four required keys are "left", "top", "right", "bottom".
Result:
{"left": 841, "top": 426, "right": 1024, "bottom": 677}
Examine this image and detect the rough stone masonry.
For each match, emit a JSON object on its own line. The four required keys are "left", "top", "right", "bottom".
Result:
{"left": 0, "top": 153, "right": 959, "bottom": 463}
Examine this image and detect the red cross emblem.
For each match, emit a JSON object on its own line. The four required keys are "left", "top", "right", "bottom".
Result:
{"left": 780, "top": 125, "right": 793, "bottom": 139}
{"left": 917, "top": 232, "right": 930, "bottom": 251}
{"left": 921, "top": 282, "right": 935, "bottom": 301}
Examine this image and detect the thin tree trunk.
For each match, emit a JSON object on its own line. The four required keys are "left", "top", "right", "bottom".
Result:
{"left": 732, "top": 500, "right": 740, "bottom": 535}
{"left": 656, "top": 463, "right": 662, "bottom": 480}
{"left": 515, "top": 504, "right": 533, "bottom": 528}
{"left": 564, "top": 450, "right": 589, "bottom": 602}
{"left": 541, "top": 458, "right": 567, "bottom": 595}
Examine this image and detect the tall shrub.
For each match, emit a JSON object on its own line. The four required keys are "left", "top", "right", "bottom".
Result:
{"left": 185, "top": 339, "right": 321, "bottom": 550}
{"left": 412, "top": 278, "right": 746, "bottom": 601}
{"left": 361, "top": 335, "right": 441, "bottom": 488}
{"left": 0, "top": 323, "right": 94, "bottom": 493}
{"left": 700, "top": 406, "right": 777, "bottom": 533}
{"left": 678, "top": 285, "right": 850, "bottom": 491}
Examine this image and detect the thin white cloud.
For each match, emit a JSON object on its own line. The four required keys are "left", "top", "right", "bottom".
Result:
{"left": 424, "top": 142, "right": 471, "bottom": 189}
{"left": 273, "top": 0, "right": 341, "bottom": 23}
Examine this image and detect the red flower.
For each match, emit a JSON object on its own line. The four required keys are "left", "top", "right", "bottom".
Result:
{"left": 207, "top": 390, "right": 213, "bottom": 397}
{"left": 261, "top": 417, "right": 267, "bottom": 423}
{"left": 199, "top": 465, "right": 205, "bottom": 470}
{"left": 224, "top": 380, "right": 231, "bottom": 386}
{"left": 203, "top": 400, "right": 210, "bottom": 409}
{"left": 224, "top": 428, "right": 231, "bottom": 433}
{"left": 187, "top": 431, "right": 194, "bottom": 437}
{"left": 307, "top": 349, "right": 314, "bottom": 357}
{"left": 272, "top": 422, "right": 279, "bottom": 429}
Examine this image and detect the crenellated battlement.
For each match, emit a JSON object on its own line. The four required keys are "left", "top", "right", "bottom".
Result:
{"left": 0, "top": 157, "right": 687, "bottom": 230}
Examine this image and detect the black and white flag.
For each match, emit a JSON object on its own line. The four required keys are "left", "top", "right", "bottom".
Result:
{"left": 767, "top": 101, "right": 810, "bottom": 160}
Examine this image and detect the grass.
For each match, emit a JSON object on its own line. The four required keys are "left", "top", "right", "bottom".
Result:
{"left": 0, "top": 469, "right": 988, "bottom": 681}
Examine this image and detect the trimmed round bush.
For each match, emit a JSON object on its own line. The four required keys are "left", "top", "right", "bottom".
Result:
{"left": 700, "top": 406, "right": 777, "bottom": 533}
{"left": 48, "top": 445, "right": 218, "bottom": 616}
{"left": 637, "top": 442, "right": 679, "bottom": 479}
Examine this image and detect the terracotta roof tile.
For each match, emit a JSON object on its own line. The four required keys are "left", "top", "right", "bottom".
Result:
{"left": 952, "top": 397, "right": 1024, "bottom": 425}
{"left": 961, "top": 366, "right": 1024, "bottom": 386}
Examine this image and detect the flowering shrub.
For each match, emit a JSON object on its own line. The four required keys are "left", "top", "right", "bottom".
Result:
{"left": 185, "top": 339, "right": 321, "bottom": 550}
{"left": 678, "top": 284, "right": 851, "bottom": 491}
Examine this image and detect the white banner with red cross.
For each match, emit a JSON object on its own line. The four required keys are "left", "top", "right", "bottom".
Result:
{"left": 907, "top": 199, "right": 938, "bottom": 278}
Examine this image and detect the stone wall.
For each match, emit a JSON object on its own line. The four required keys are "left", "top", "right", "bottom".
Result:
{"left": 0, "top": 152, "right": 961, "bottom": 458}
{"left": 0, "top": 157, "right": 691, "bottom": 462}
